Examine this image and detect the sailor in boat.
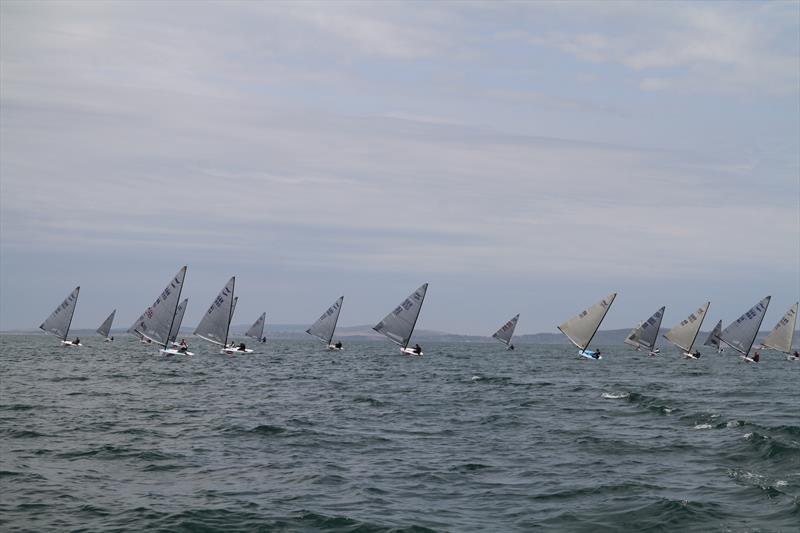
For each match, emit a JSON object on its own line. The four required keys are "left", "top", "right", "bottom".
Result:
{"left": 592, "top": 349, "right": 601, "bottom": 359}
{"left": 109, "top": 336, "right": 114, "bottom": 342}
{"left": 261, "top": 336, "right": 267, "bottom": 343}
{"left": 238, "top": 342, "right": 247, "bottom": 351}
{"left": 177, "top": 339, "right": 189, "bottom": 353}
{"left": 692, "top": 350, "right": 701, "bottom": 358}
{"left": 72, "top": 337, "right": 80, "bottom": 345}
{"left": 752, "top": 351, "right": 760, "bottom": 363}
{"left": 508, "top": 344, "right": 515, "bottom": 350}
{"left": 334, "top": 341, "right": 343, "bottom": 349}
{"left": 413, "top": 343, "right": 422, "bottom": 355}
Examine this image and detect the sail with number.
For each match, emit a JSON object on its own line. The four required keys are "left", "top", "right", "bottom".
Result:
{"left": 703, "top": 320, "right": 723, "bottom": 351}
{"left": 558, "top": 293, "right": 616, "bottom": 351}
{"left": 720, "top": 296, "right": 771, "bottom": 356}
{"left": 374, "top": 284, "right": 428, "bottom": 349}
{"left": 194, "top": 277, "right": 236, "bottom": 346}
{"left": 624, "top": 306, "right": 665, "bottom": 352}
{"left": 167, "top": 299, "right": 188, "bottom": 344}
{"left": 129, "top": 266, "right": 187, "bottom": 347}
{"left": 96, "top": 310, "right": 116, "bottom": 339}
{"left": 307, "top": 296, "right": 344, "bottom": 345}
{"left": 761, "top": 302, "right": 798, "bottom": 354}
{"left": 663, "top": 302, "right": 709, "bottom": 353}
{"left": 40, "top": 286, "right": 80, "bottom": 341}
{"left": 492, "top": 314, "right": 519, "bottom": 347}
{"left": 246, "top": 312, "right": 266, "bottom": 340}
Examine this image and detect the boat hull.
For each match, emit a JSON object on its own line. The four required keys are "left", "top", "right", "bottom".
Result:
{"left": 60, "top": 341, "right": 82, "bottom": 347}
{"left": 578, "top": 349, "right": 601, "bottom": 360}
{"left": 161, "top": 348, "right": 193, "bottom": 356}
{"left": 401, "top": 347, "right": 423, "bottom": 356}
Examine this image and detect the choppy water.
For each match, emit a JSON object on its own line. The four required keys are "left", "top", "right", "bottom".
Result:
{"left": 1, "top": 335, "right": 798, "bottom": 532}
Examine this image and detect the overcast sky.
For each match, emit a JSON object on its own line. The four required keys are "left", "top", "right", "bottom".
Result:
{"left": 1, "top": 1, "right": 798, "bottom": 335}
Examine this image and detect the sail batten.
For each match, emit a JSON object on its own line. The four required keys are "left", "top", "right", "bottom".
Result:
{"left": 128, "top": 267, "right": 187, "bottom": 348}
{"left": 720, "top": 296, "right": 771, "bottom": 356}
{"left": 40, "top": 286, "right": 80, "bottom": 341}
{"left": 374, "top": 284, "right": 428, "bottom": 349}
{"left": 762, "top": 302, "right": 797, "bottom": 354}
{"left": 558, "top": 293, "right": 616, "bottom": 350}
{"left": 492, "top": 314, "right": 519, "bottom": 346}
{"left": 663, "top": 302, "right": 709, "bottom": 353}
{"left": 307, "top": 296, "right": 344, "bottom": 345}
{"left": 246, "top": 312, "right": 266, "bottom": 340}
{"left": 194, "top": 277, "right": 236, "bottom": 347}
{"left": 624, "top": 306, "right": 665, "bottom": 351}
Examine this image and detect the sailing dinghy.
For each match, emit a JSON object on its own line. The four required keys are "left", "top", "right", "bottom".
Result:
{"left": 720, "top": 296, "right": 771, "bottom": 363}
{"left": 246, "top": 312, "right": 266, "bottom": 343}
{"left": 195, "top": 278, "right": 252, "bottom": 355}
{"left": 166, "top": 298, "right": 189, "bottom": 351}
{"left": 492, "top": 314, "right": 519, "bottom": 350}
{"left": 307, "top": 296, "right": 344, "bottom": 350}
{"left": 96, "top": 310, "right": 116, "bottom": 342}
{"left": 557, "top": 293, "right": 616, "bottom": 360}
{"left": 760, "top": 302, "right": 798, "bottom": 360}
{"left": 624, "top": 306, "right": 664, "bottom": 356}
{"left": 662, "top": 302, "right": 709, "bottom": 359}
{"left": 40, "top": 286, "right": 81, "bottom": 346}
{"left": 374, "top": 284, "right": 428, "bottom": 355}
{"left": 703, "top": 320, "right": 724, "bottom": 353}
{"left": 129, "top": 266, "right": 189, "bottom": 356}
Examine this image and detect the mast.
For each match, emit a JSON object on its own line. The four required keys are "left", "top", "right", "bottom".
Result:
{"left": 162, "top": 277, "right": 186, "bottom": 349}
{"left": 327, "top": 296, "right": 343, "bottom": 345}
{"left": 583, "top": 293, "right": 616, "bottom": 351}
{"left": 223, "top": 277, "right": 236, "bottom": 348}
{"left": 404, "top": 284, "right": 427, "bottom": 350}
{"left": 686, "top": 303, "right": 709, "bottom": 354}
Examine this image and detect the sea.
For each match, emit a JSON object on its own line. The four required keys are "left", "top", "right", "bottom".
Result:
{"left": 1, "top": 335, "right": 798, "bottom": 532}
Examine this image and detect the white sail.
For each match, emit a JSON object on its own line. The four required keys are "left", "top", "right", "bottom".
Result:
{"left": 720, "top": 296, "right": 771, "bottom": 356}
{"left": 96, "top": 309, "right": 116, "bottom": 338}
{"left": 307, "top": 296, "right": 344, "bottom": 345}
{"left": 762, "top": 302, "right": 797, "bottom": 354}
{"left": 624, "top": 306, "right": 665, "bottom": 351}
{"left": 373, "top": 284, "right": 428, "bottom": 349}
{"left": 557, "top": 293, "right": 616, "bottom": 350}
{"left": 663, "top": 302, "right": 709, "bottom": 353}
{"left": 168, "top": 299, "right": 188, "bottom": 344}
{"left": 194, "top": 277, "right": 236, "bottom": 346}
{"left": 40, "top": 286, "right": 80, "bottom": 341}
{"left": 129, "top": 266, "right": 187, "bottom": 347}
{"left": 492, "top": 314, "right": 519, "bottom": 346}
{"left": 703, "top": 320, "right": 723, "bottom": 350}
{"left": 246, "top": 312, "right": 266, "bottom": 340}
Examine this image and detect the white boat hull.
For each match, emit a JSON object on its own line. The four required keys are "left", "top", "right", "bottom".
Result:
{"left": 60, "top": 340, "right": 82, "bottom": 347}
{"left": 161, "top": 348, "right": 194, "bottom": 356}
{"left": 578, "top": 349, "right": 601, "bottom": 360}
{"left": 222, "top": 348, "right": 254, "bottom": 355}
{"left": 683, "top": 352, "right": 700, "bottom": 359}
{"left": 401, "top": 347, "right": 423, "bottom": 356}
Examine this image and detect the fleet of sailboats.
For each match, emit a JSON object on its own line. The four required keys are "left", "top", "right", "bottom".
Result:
{"left": 624, "top": 306, "right": 664, "bottom": 356}
{"left": 32, "top": 272, "right": 798, "bottom": 363}
{"left": 374, "top": 284, "right": 428, "bottom": 355}
{"left": 557, "top": 293, "right": 616, "bottom": 360}
{"left": 307, "top": 296, "right": 344, "bottom": 350}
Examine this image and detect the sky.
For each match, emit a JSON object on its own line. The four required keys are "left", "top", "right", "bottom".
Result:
{"left": 1, "top": 0, "right": 798, "bottom": 335}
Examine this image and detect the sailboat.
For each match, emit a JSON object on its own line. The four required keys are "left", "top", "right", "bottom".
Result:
{"left": 624, "top": 306, "right": 664, "bottom": 356}
{"left": 374, "top": 283, "right": 428, "bottom": 355}
{"left": 222, "top": 296, "right": 244, "bottom": 352}
{"left": 720, "top": 296, "right": 771, "bottom": 363}
{"left": 166, "top": 298, "right": 190, "bottom": 353}
{"left": 492, "top": 314, "right": 519, "bottom": 350}
{"left": 195, "top": 278, "right": 252, "bottom": 355}
{"left": 662, "top": 302, "right": 709, "bottom": 359}
{"left": 96, "top": 309, "right": 116, "bottom": 342}
{"left": 557, "top": 293, "right": 616, "bottom": 360}
{"left": 40, "top": 286, "right": 81, "bottom": 346}
{"left": 703, "top": 320, "right": 724, "bottom": 353}
{"left": 307, "top": 296, "right": 344, "bottom": 350}
{"left": 246, "top": 312, "right": 266, "bottom": 343}
{"left": 760, "top": 302, "right": 798, "bottom": 360}
{"left": 129, "top": 266, "right": 188, "bottom": 356}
